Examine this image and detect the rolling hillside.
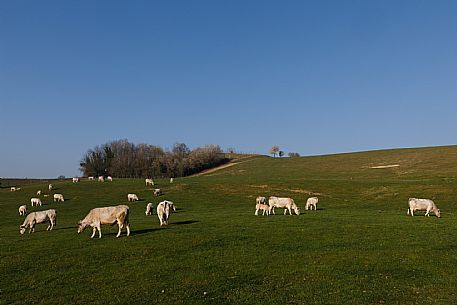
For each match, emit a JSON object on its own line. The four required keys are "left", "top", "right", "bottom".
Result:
{"left": 2, "top": 145, "right": 457, "bottom": 304}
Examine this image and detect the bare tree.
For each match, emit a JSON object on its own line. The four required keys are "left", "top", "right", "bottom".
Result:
{"left": 269, "top": 146, "right": 280, "bottom": 157}
{"left": 80, "top": 140, "right": 228, "bottom": 178}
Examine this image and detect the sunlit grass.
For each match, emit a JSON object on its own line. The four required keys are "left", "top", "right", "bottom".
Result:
{"left": 2, "top": 146, "right": 457, "bottom": 304}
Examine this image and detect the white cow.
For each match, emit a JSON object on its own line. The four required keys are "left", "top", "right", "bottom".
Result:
{"left": 88, "top": 176, "right": 95, "bottom": 181}
{"left": 53, "top": 193, "right": 65, "bottom": 202}
{"left": 10, "top": 187, "right": 17, "bottom": 192}
{"left": 127, "top": 193, "right": 139, "bottom": 202}
{"left": 72, "top": 177, "right": 79, "bottom": 183}
{"left": 19, "top": 205, "right": 27, "bottom": 216}
{"left": 145, "top": 203, "right": 154, "bottom": 215}
{"left": 37, "top": 190, "right": 42, "bottom": 196}
{"left": 98, "top": 176, "right": 104, "bottom": 182}
{"left": 107, "top": 176, "right": 113, "bottom": 182}
{"left": 255, "top": 196, "right": 267, "bottom": 216}
{"left": 145, "top": 178, "right": 154, "bottom": 186}
{"left": 78, "top": 205, "right": 130, "bottom": 238}
{"left": 170, "top": 178, "right": 174, "bottom": 183}
{"left": 20, "top": 209, "right": 56, "bottom": 234}
{"left": 153, "top": 189, "right": 162, "bottom": 196}
{"left": 407, "top": 198, "right": 441, "bottom": 218}
{"left": 305, "top": 197, "right": 319, "bottom": 210}
{"left": 30, "top": 198, "right": 42, "bottom": 206}
{"left": 255, "top": 203, "right": 270, "bottom": 216}
{"left": 157, "top": 200, "right": 176, "bottom": 226}
{"left": 48, "top": 184, "right": 53, "bottom": 191}
{"left": 269, "top": 197, "right": 300, "bottom": 215}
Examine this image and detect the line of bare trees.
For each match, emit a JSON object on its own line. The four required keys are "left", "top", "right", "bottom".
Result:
{"left": 79, "top": 139, "right": 228, "bottom": 178}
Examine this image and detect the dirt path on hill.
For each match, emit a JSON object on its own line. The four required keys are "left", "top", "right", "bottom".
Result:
{"left": 193, "top": 156, "right": 260, "bottom": 176}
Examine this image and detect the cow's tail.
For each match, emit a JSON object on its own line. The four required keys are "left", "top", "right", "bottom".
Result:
{"left": 124, "top": 207, "right": 130, "bottom": 226}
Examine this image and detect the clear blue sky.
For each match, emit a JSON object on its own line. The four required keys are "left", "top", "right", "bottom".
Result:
{"left": 1, "top": 1, "right": 457, "bottom": 178}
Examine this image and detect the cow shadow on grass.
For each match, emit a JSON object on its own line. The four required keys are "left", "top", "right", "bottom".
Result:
{"left": 130, "top": 227, "right": 165, "bottom": 236}
{"left": 172, "top": 220, "right": 199, "bottom": 226}
{"left": 52, "top": 226, "right": 76, "bottom": 231}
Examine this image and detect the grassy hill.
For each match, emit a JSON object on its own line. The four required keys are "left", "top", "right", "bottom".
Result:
{"left": 2, "top": 145, "right": 457, "bottom": 304}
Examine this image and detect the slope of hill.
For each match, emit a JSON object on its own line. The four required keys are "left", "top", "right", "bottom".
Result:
{"left": 2, "top": 145, "right": 457, "bottom": 304}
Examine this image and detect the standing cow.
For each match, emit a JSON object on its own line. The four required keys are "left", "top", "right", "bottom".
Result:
{"left": 305, "top": 197, "right": 319, "bottom": 210}
{"left": 269, "top": 197, "right": 300, "bottom": 215}
{"left": 20, "top": 209, "right": 56, "bottom": 234}
{"left": 157, "top": 200, "right": 176, "bottom": 226}
{"left": 407, "top": 198, "right": 441, "bottom": 218}
{"left": 78, "top": 205, "right": 130, "bottom": 238}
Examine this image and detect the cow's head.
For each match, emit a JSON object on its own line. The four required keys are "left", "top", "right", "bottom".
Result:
{"left": 19, "top": 225, "right": 26, "bottom": 235}
{"left": 435, "top": 209, "right": 441, "bottom": 218}
{"left": 294, "top": 207, "right": 301, "bottom": 215}
{"left": 77, "top": 220, "right": 87, "bottom": 233}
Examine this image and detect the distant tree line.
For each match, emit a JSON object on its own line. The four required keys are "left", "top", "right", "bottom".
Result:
{"left": 79, "top": 139, "right": 229, "bottom": 178}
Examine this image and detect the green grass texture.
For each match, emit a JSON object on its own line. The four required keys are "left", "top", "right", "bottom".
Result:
{"left": 2, "top": 145, "right": 457, "bottom": 304}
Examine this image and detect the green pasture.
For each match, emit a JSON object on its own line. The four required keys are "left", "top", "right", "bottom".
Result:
{"left": 2, "top": 146, "right": 457, "bottom": 304}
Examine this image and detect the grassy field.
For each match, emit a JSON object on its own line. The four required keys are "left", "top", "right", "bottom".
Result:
{"left": 2, "top": 145, "right": 457, "bottom": 304}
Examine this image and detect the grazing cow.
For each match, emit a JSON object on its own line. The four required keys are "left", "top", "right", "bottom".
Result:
{"left": 170, "top": 178, "right": 174, "bottom": 183}
{"left": 37, "top": 190, "right": 41, "bottom": 196}
{"left": 145, "top": 178, "right": 154, "bottom": 186}
{"left": 78, "top": 205, "right": 130, "bottom": 238}
{"left": 145, "top": 203, "right": 154, "bottom": 215}
{"left": 107, "top": 176, "right": 113, "bottom": 182}
{"left": 19, "top": 205, "right": 27, "bottom": 216}
{"left": 53, "top": 193, "right": 65, "bottom": 202}
{"left": 127, "top": 193, "right": 139, "bottom": 202}
{"left": 407, "top": 198, "right": 441, "bottom": 218}
{"left": 20, "top": 209, "right": 56, "bottom": 234}
{"left": 157, "top": 200, "right": 176, "bottom": 226}
{"left": 269, "top": 197, "right": 300, "bottom": 215}
{"left": 30, "top": 198, "right": 42, "bottom": 206}
{"left": 153, "top": 189, "right": 162, "bottom": 196}
{"left": 72, "top": 177, "right": 79, "bottom": 183}
{"left": 305, "top": 197, "right": 319, "bottom": 211}
{"left": 88, "top": 176, "right": 95, "bottom": 181}
{"left": 255, "top": 197, "right": 267, "bottom": 216}
{"left": 48, "top": 184, "right": 53, "bottom": 191}
{"left": 98, "top": 176, "right": 104, "bottom": 182}
{"left": 255, "top": 203, "right": 270, "bottom": 216}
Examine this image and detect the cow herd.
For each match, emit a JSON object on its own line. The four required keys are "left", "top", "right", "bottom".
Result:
{"left": 13, "top": 177, "right": 177, "bottom": 237}
{"left": 254, "top": 195, "right": 442, "bottom": 218}
{"left": 12, "top": 176, "right": 442, "bottom": 238}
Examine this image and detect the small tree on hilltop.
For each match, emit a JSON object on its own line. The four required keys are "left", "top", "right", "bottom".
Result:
{"left": 270, "top": 146, "right": 279, "bottom": 157}
{"left": 288, "top": 152, "right": 300, "bottom": 157}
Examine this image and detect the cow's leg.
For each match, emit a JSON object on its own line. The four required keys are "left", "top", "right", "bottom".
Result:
{"left": 255, "top": 208, "right": 259, "bottom": 216}
{"left": 426, "top": 209, "right": 430, "bottom": 216}
{"left": 91, "top": 227, "right": 96, "bottom": 238}
{"left": 98, "top": 225, "right": 102, "bottom": 238}
{"left": 126, "top": 224, "right": 130, "bottom": 236}
{"left": 116, "top": 222, "right": 123, "bottom": 237}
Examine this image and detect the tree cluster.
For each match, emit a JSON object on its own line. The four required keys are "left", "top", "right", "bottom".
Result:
{"left": 79, "top": 139, "right": 228, "bottom": 178}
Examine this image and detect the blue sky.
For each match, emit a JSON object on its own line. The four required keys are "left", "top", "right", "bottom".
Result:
{"left": 1, "top": 1, "right": 457, "bottom": 178}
